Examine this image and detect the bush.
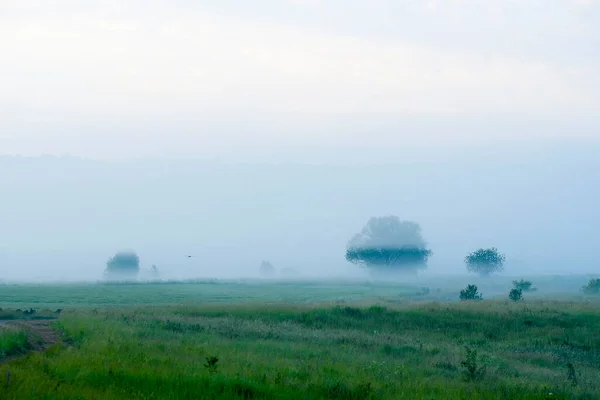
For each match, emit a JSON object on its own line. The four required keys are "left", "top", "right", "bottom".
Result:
{"left": 582, "top": 278, "right": 600, "bottom": 295}
{"left": 508, "top": 288, "right": 523, "bottom": 302}
{"left": 204, "top": 356, "right": 219, "bottom": 374}
{"left": 105, "top": 251, "right": 140, "bottom": 280}
{"left": 459, "top": 284, "right": 482, "bottom": 301}
{"left": 512, "top": 279, "right": 536, "bottom": 292}
{"left": 461, "top": 347, "right": 486, "bottom": 381}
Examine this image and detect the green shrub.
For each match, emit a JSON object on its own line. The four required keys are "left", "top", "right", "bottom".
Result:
{"left": 512, "top": 279, "right": 536, "bottom": 292}
{"left": 509, "top": 288, "right": 523, "bottom": 302}
{"left": 461, "top": 346, "right": 486, "bottom": 381}
{"left": 204, "top": 356, "right": 219, "bottom": 374}
{"left": 582, "top": 278, "right": 600, "bottom": 295}
{"left": 459, "top": 284, "right": 482, "bottom": 301}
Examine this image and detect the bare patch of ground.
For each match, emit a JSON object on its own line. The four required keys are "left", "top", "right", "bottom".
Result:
{"left": 19, "top": 320, "right": 61, "bottom": 352}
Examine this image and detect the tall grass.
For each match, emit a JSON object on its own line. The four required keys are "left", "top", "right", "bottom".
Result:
{"left": 2, "top": 301, "right": 600, "bottom": 399}
{"left": 0, "top": 328, "right": 30, "bottom": 361}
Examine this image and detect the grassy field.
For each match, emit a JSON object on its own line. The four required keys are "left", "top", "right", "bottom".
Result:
{"left": 0, "top": 280, "right": 422, "bottom": 309}
{"left": 0, "top": 275, "right": 594, "bottom": 309}
{"left": 1, "top": 278, "right": 599, "bottom": 399}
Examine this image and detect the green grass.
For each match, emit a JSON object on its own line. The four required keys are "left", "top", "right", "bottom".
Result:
{"left": 0, "top": 275, "right": 594, "bottom": 309}
{"left": 2, "top": 301, "right": 600, "bottom": 399}
{"left": 1, "top": 279, "right": 599, "bottom": 398}
{"left": 0, "top": 327, "right": 31, "bottom": 362}
{"left": 0, "top": 280, "right": 434, "bottom": 309}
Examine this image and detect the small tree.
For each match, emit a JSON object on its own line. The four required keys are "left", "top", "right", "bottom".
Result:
{"left": 582, "top": 278, "right": 600, "bottom": 295}
{"left": 509, "top": 288, "right": 523, "bottom": 302}
{"left": 204, "top": 356, "right": 219, "bottom": 374}
{"left": 460, "top": 284, "right": 482, "bottom": 301}
{"left": 105, "top": 251, "right": 140, "bottom": 280}
{"left": 259, "top": 260, "right": 275, "bottom": 277}
{"left": 512, "top": 279, "right": 536, "bottom": 292}
{"left": 461, "top": 346, "right": 486, "bottom": 381}
{"left": 465, "top": 248, "right": 506, "bottom": 277}
{"left": 151, "top": 265, "right": 159, "bottom": 279}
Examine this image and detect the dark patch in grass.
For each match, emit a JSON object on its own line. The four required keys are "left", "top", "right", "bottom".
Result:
{"left": 231, "top": 381, "right": 256, "bottom": 399}
{"left": 461, "top": 346, "right": 486, "bottom": 381}
{"left": 160, "top": 320, "right": 205, "bottom": 334}
{"left": 323, "top": 380, "right": 373, "bottom": 400}
{"left": 560, "top": 338, "right": 592, "bottom": 352}
{"left": 484, "top": 330, "right": 500, "bottom": 340}
{"left": 434, "top": 361, "right": 458, "bottom": 371}
{"left": 381, "top": 344, "right": 419, "bottom": 357}
{"left": 163, "top": 320, "right": 184, "bottom": 333}
{"left": 525, "top": 356, "right": 555, "bottom": 369}
{"left": 0, "top": 308, "right": 60, "bottom": 321}
{"left": 204, "top": 356, "right": 219, "bottom": 374}
{"left": 567, "top": 363, "right": 578, "bottom": 386}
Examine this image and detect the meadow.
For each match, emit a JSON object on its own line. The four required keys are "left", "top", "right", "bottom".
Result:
{"left": 1, "top": 277, "right": 599, "bottom": 399}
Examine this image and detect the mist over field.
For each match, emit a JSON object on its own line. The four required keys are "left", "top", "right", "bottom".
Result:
{"left": 1, "top": 139, "right": 598, "bottom": 282}
{"left": 3, "top": 1, "right": 600, "bottom": 398}
{"left": 2, "top": 0, "right": 600, "bottom": 284}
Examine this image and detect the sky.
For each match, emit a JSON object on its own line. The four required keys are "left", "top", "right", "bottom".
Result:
{"left": 0, "top": 1, "right": 599, "bottom": 280}
{"left": 1, "top": 0, "right": 599, "bottom": 159}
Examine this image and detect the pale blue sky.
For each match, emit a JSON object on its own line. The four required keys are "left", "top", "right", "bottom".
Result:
{"left": 1, "top": 2, "right": 599, "bottom": 281}
{"left": 1, "top": 0, "right": 599, "bottom": 159}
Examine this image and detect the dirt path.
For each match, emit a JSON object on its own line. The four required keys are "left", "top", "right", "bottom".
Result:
{"left": 20, "top": 320, "right": 61, "bottom": 352}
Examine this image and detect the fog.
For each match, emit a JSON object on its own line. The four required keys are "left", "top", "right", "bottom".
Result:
{"left": 2, "top": 0, "right": 599, "bottom": 283}
{"left": 1, "top": 138, "right": 598, "bottom": 282}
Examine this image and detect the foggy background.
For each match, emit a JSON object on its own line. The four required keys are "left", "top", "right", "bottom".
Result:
{"left": 1, "top": 138, "right": 598, "bottom": 281}
{"left": 1, "top": 1, "right": 599, "bottom": 281}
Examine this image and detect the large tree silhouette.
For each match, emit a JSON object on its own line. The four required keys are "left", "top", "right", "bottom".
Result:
{"left": 104, "top": 251, "right": 140, "bottom": 280}
{"left": 346, "top": 216, "right": 432, "bottom": 275}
